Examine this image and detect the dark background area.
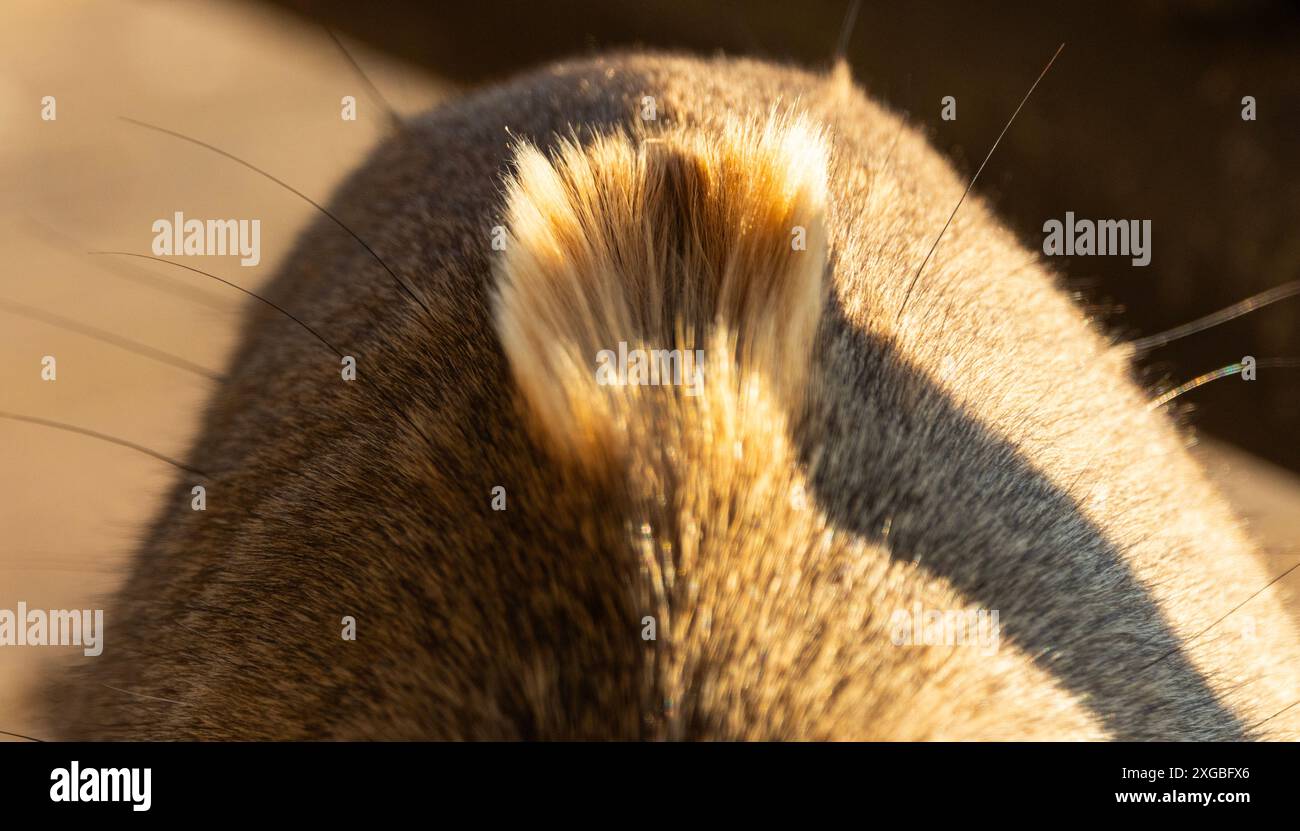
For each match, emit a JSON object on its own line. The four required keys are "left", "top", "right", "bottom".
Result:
{"left": 268, "top": 0, "right": 1300, "bottom": 473}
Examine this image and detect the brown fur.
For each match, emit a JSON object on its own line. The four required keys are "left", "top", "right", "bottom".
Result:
{"left": 50, "top": 52, "right": 1300, "bottom": 739}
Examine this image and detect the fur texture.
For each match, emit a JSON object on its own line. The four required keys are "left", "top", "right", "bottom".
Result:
{"left": 50, "top": 52, "right": 1300, "bottom": 739}
{"left": 494, "top": 116, "right": 827, "bottom": 469}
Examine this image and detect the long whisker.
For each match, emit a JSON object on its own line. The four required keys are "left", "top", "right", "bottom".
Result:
{"left": 324, "top": 25, "right": 402, "bottom": 131}
{"left": 1148, "top": 358, "right": 1300, "bottom": 410}
{"left": 0, "top": 558, "right": 122, "bottom": 574}
{"left": 0, "top": 296, "right": 224, "bottom": 381}
{"left": 1139, "top": 560, "right": 1300, "bottom": 674}
{"left": 91, "top": 252, "right": 344, "bottom": 359}
{"left": 0, "top": 411, "right": 207, "bottom": 477}
{"left": 833, "top": 0, "right": 863, "bottom": 62}
{"left": 895, "top": 43, "right": 1064, "bottom": 324}
{"left": 1130, "top": 279, "right": 1300, "bottom": 353}
{"left": 1249, "top": 698, "right": 1300, "bottom": 734}
{"left": 90, "top": 255, "right": 436, "bottom": 445}
{"left": 0, "top": 728, "right": 44, "bottom": 742}
{"left": 101, "top": 683, "right": 189, "bottom": 707}
{"left": 25, "top": 217, "right": 232, "bottom": 311}
{"left": 118, "top": 116, "right": 432, "bottom": 318}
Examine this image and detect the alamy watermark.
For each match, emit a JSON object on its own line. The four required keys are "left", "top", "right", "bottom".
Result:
{"left": 50, "top": 762, "right": 150, "bottom": 812}
{"left": 151, "top": 211, "right": 261, "bottom": 266}
{"left": 596, "top": 341, "right": 705, "bottom": 396}
{"left": 1042, "top": 211, "right": 1151, "bottom": 266}
{"left": 0, "top": 602, "right": 103, "bottom": 656}
{"left": 889, "top": 603, "right": 1000, "bottom": 656}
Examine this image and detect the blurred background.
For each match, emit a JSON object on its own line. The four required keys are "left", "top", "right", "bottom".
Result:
{"left": 0, "top": 0, "right": 1296, "bottom": 738}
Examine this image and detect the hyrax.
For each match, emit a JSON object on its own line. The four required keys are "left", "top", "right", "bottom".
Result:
{"left": 52, "top": 52, "right": 1300, "bottom": 740}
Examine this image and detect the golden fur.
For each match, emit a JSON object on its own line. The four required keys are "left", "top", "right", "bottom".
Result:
{"left": 48, "top": 52, "right": 1300, "bottom": 740}
{"left": 494, "top": 116, "right": 827, "bottom": 469}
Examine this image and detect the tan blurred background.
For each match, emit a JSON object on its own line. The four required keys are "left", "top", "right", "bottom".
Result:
{"left": 0, "top": 0, "right": 447, "bottom": 739}
{"left": 0, "top": 0, "right": 1295, "bottom": 740}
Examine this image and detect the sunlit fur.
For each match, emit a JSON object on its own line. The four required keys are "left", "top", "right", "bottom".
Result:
{"left": 494, "top": 116, "right": 827, "bottom": 470}
{"left": 50, "top": 52, "right": 1300, "bottom": 739}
